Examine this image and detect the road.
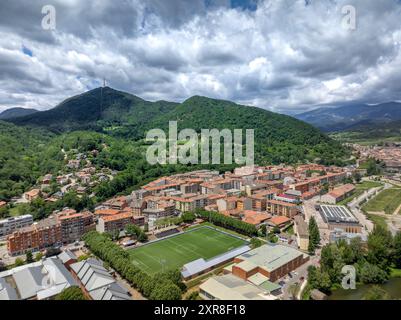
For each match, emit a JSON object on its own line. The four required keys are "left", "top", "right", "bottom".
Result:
{"left": 281, "top": 251, "right": 320, "bottom": 300}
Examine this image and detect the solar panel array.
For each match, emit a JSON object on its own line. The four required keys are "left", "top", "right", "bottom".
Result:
{"left": 319, "top": 205, "right": 359, "bottom": 224}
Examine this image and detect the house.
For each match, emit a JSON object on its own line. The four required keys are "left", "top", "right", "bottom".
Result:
{"left": 267, "top": 216, "right": 292, "bottom": 229}
{"left": 321, "top": 184, "right": 356, "bottom": 204}
{"left": 70, "top": 258, "right": 131, "bottom": 300}
{"left": 23, "top": 189, "right": 41, "bottom": 202}
{"left": 241, "top": 211, "right": 271, "bottom": 226}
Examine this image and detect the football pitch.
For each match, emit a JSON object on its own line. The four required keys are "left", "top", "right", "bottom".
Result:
{"left": 127, "top": 227, "right": 247, "bottom": 275}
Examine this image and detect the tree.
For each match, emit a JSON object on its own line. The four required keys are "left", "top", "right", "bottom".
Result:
{"left": 364, "top": 286, "right": 391, "bottom": 300}
{"left": 150, "top": 282, "right": 182, "bottom": 300}
{"left": 259, "top": 224, "right": 267, "bottom": 237}
{"left": 250, "top": 237, "right": 263, "bottom": 249}
{"left": 359, "top": 262, "right": 388, "bottom": 284}
{"left": 320, "top": 244, "right": 344, "bottom": 284}
{"left": 352, "top": 172, "right": 362, "bottom": 183}
{"left": 307, "top": 265, "right": 332, "bottom": 293}
{"left": 55, "top": 286, "right": 87, "bottom": 300}
{"left": 14, "top": 258, "right": 24, "bottom": 267}
{"left": 393, "top": 232, "right": 401, "bottom": 268}
{"left": 308, "top": 217, "right": 320, "bottom": 254}
{"left": 367, "top": 225, "right": 393, "bottom": 271}
{"left": 35, "top": 252, "right": 43, "bottom": 262}
{"left": 181, "top": 212, "right": 196, "bottom": 223}
{"left": 25, "top": 250, "right": 33, "bottom": 264}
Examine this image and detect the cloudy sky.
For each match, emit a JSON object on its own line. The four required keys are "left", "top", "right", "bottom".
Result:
{"left": 1, "top": 0, "right": 401, "bottom": 114}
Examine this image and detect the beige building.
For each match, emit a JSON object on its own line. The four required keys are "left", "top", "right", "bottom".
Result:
{"left": 294, "top": 215, "right": 309, "bottom": 251}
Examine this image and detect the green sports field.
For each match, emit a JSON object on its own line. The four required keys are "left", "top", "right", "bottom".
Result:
{"left": 127, "top": 227, "right": 247, "bottom": 275}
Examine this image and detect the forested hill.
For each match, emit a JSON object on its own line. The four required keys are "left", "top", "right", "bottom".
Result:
{"left": 0, "top": 107, "right": 38, "bottom": 120}
{"left": 8, "top": 87, "right": 348, "bottom": 165}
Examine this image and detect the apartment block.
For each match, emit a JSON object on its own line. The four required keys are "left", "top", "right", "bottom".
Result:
{"left": 56, "top": 209, "right": 95, "bottom": 243}
{"left": 96, "top": 212, "right": 145, "bottom": 234}
{"left": 266, "top": 199, "right": 298, "bottom": 218}
{"left": 7, "top": 216, "right": 62, "bottom": 256}
{"left": 0, "top": 215, "right": 33, "bottom": 238}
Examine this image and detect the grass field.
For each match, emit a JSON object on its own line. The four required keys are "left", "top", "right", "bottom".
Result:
{"left": 128, "top": 227, "right": 247, "bottom": 275}
{"left": 363, "top": 188, "right": 401, "bottom": 215}
{"left": 338, "top": 181, "right": 383, "bottom": 205}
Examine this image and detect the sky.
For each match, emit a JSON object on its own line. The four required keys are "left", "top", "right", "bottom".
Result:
{"left": 1, "top": 0, "right": 401, "bottom": 114}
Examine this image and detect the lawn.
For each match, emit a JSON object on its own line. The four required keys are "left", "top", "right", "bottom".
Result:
{"left": 128, "top": 227, "right": 247, "bottom": 275}
{"left": 363, "top": 188, "right": 401, "bottom": 215}
{"left": 338, "top": 181, "right": 383, "bottom": 206}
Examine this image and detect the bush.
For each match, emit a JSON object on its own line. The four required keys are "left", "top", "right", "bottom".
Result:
{"left": 55, "top": 286, "right": 86, "bottom": 300}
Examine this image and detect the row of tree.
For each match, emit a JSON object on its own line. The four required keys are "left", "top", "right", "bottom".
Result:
{"left": 82, "top": 231, "right": 183, "bottom": 300}
{"left": 195, "top": 209, "right": 258, "bottom": 236}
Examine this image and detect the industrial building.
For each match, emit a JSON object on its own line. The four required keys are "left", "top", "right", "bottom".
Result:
{"left": 0, "top": 257, "right": 77, "bottom": 300}
{"left": 318, "top": 205, "right": 362, "bottom": 233}
{"left": 226, "top": 244, "right": 309, "bottom": 282}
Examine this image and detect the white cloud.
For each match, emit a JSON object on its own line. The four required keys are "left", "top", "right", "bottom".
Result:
{"left": 0, "top": 0, "right": 401, "bottom": 114}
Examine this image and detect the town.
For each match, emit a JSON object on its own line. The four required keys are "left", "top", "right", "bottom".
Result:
{"left": 3, "top": 142, "right": 396, "bottom": 301}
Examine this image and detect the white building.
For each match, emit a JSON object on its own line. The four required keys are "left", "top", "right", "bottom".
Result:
{"left": 0, "top": 214, "right": 33, "bottom": 238}
{"left": 0, "top": 257, "right": 77, "bottom": 300}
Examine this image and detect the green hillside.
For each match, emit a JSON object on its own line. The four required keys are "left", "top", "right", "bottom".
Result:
{"left": 9, "top": 87, "right": 348, "bottom": 165}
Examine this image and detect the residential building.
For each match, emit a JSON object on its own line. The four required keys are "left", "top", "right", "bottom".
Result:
{"left": 23, "top": 189, "right": 41, "bottom": 202}
{"left": 267, "top": 200, "right": 298, "bottom": 218}
{"left": 294, "top": 215, "right": 309, "bottom": 251}
{"left": 267, "top": 216, "right": 292, "bottom": 229}
{"left": 0, "top": 214, "right": 33, "bottom": 238}
{"left": 321, "top": 184, "right": 356, "bottom": 204}
{"left": 7, "top": 216, "right": 62, "bottom": 256}
{"left": 96, "top": 212, "right": 144, "bottom": 234}
{"left": 56, "top": 209, "right": 95, "bottom": 244}
{"left": 102, "top": 196, "right": 129, "bottom": 211}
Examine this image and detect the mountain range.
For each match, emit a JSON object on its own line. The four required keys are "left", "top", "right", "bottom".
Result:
{"left": 0, "top": 107, "right": 38, "bottom": 120}
{"left": 295, "top": 102, "right": 401, "bottom": 133}
{"left": 5, "top": 86, "right": 347, "bottom": 165}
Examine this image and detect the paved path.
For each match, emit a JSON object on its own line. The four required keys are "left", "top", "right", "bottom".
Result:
{"left": 347, "top": 183, "right": 392, "bottom": 234}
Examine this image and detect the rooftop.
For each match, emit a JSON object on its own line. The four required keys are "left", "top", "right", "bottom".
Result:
{"left": 318, "top": 205, "right": 359, "bottom": 225}
{"left": 199, "top": 274, "right": 274, "bottom": 300}
{"left": 236, "top": 244, "right": 306, "bottom": 272}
